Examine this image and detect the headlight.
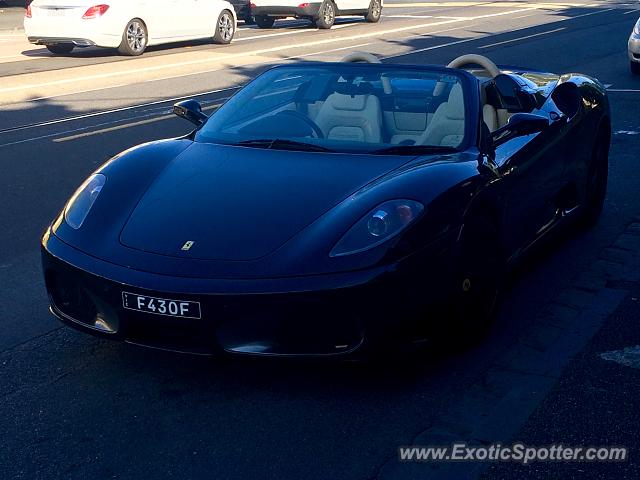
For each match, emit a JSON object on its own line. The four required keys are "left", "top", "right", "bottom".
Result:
{"left": 64, "top": 174, "right": 106, "bottom": 229}
{"left": 330, "top": 199, "right": 424, "bottom": 257}
{"left": 635, "top": 19, "right": 640, "bottom": 36}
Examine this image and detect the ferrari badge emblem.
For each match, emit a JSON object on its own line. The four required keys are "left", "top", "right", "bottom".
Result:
{"left": 181, "top": 241, "right": 195, "bottom": 251}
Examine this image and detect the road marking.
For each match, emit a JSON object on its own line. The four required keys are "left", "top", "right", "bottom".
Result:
{"left": 1, "top": 4, "right": 612, "bottom": 103}
{"left": 0, "top": 88, "right": 237, "bottom": 135}
{"left": 2, "top": 11, "right": 537, "bottom": 97}
{"left": 623, "top": 9, "right": 640, "bottom": 15}
{"left": 479, "top": 27, "right": 565, "bottom": 48}
{"left": 385, "top": 7, "right": 612, "bottom": 58}
{"left": 295, "top": 42, "right": 374, "bottom": 58}
{"left": 55, "top": 103, "right": 221, "bottom": 143}
{"left": 385, "top": 2, "right": 596, "bottom": 8}
{"left": 236, "top": 28, "right": 318, "bottom": 42}
{"left": 608, "top": 89, "right": 640, "bottom": 92}
{"left": 52, "top": 114, "right": 174, "bottom": 142}
{"left": 600, "top": 346, "right": 640, "bottom": 369}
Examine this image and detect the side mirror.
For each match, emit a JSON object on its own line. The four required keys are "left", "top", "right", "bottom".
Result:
{"left": 490, "top": 113, "right": 548, "bottom": 148}
{"left": 173, "top": 100, "right": 208, "bottom": 127}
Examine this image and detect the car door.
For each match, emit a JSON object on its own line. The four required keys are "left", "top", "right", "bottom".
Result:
{"left": 492, "top": 120, "right": 568, "bottom": 259}
{"left": 335, "top": 0, "right": 370, "bottom": 13}
{"left": 163, "top": 0, "right": 213, "bottom": 39}
{"left": 134, "top": 0, "right": 174, "bottom": 42}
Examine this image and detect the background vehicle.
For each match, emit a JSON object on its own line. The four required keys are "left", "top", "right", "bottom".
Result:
{"left": 229, "top": 0, "right": 253, "bottom": 23}
{"left": 24, "top": 0, "right": 237, "bottom": 56}
{"left": 629, "top": 17, "right": 640, "bottom": 74}
{"left": 251, "top": 0, "right": 382, "bottom": 29}
{"left": 41, "top": 53, "right": 610, "bottom": 358}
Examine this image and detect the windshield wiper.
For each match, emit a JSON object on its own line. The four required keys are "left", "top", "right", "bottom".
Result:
{"left": 369, "top": 145, "right": 459, "bottom": 156}
{"left": 235, "top": 139, "right": 332, "bottom": 152}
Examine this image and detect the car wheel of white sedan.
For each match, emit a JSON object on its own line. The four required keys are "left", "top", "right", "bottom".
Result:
{"left": 46, "top": 43, "right": 74, "bottom": 55}
{"left": 118, "top": 19, "right": 148, "bottom": 56}
{"left": 365, "top": 0, "right": 382, "bottom": 23}
{"left": 315, "top": 0, "right": 336, "bottom": 29}
{"left": 213, "top": 10, "right": 235, "bottom": 44}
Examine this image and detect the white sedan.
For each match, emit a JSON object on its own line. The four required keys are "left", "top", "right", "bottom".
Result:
{"left": 24, "top": 0, "right": 237, "bottom": 56}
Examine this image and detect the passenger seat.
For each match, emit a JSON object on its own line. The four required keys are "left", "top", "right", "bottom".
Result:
{"left": 315, "top": 93, "right": 383, "bottom": 143}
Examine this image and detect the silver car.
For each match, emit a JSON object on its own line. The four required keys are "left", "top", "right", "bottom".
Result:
{"left": 630, "top": 17, "right": 640, "bottom": 74}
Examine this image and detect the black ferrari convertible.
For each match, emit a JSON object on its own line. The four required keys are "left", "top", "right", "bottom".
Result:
{"left": 42, "top": 52, "right": 610, "bottom": 357}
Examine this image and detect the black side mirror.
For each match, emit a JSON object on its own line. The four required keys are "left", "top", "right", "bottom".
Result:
{"left": 491, "top": 113, "right": 548, "bottom": 148}
{"left": 173, "top": 100, "right": 208, "bottom": 127}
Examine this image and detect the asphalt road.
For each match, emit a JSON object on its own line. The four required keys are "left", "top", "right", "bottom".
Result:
{"left": 1, "top": 1, "right": 640, "bottom": 479}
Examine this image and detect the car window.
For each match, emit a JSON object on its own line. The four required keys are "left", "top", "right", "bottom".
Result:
{"left": 195, "top": 64, "right": 468, "bottom": 154}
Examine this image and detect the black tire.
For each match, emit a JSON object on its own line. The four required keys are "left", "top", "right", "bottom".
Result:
{"left": 118, "top": 18, "right": 148, "bottom": 56}
{"left": 315, "top": 0, "right": 336, "bottom": 29}
{"left": 46, "top": 43, "right": 74, "bottom": 55}
{"left": 580, "top": 126, "right": 610, "bottom": 227}
{"left": 255, "top": 15, "right": 275, "bottom": 28}
{"left": 213, "top": 9, "right": 235, "bottom": 44}
{"left": 631, "top": 61, "right": 640, "bottom": 75}
{"left": 443, "top": 216, "right": 503, "bottom": 345}
{"left": 364, "top": 0, "right": 382, "bottom": 23}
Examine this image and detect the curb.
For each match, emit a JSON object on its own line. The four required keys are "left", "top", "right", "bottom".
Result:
{"left": 376, "top": 220, "right": 640, "bottom": 479}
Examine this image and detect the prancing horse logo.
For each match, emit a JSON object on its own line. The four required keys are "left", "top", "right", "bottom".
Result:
{"left": 181, "top": 241, "right": 195, "bottom": 251}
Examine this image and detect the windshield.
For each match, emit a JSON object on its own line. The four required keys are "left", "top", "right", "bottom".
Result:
{"left": 195, "top": 64, "right": 469, "bottom": 154}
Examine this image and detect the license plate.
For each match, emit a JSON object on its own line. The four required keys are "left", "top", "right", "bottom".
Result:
{"left": 45, "top": 8, "right": 69, "bottom": 17}
{"left": 122, "top": 292, "right": 201, "bottom": 319}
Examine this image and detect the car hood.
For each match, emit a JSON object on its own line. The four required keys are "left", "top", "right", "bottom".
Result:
{"left": 119, "top": 142, "right": 413, "bottom": 261}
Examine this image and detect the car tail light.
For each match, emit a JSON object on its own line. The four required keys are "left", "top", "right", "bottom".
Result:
{"left": 82, "top": 4, "right": 109, "bottom": 19}
{"left": 25, "top": 5, "right": 32, "bottom": 18}
{"left": 298, "top": 3, "right": 309, "bottom": 7}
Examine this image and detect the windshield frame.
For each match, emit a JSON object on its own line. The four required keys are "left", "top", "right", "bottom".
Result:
{"left": 194, "top": 62, "right": 480, "bottom": 155}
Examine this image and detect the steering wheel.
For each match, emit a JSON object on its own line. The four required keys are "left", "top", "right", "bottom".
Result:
{"left": 276, "top": 110, "right": 325, "bottom": 139}
{"left": 447, "top": 54, "right": 501, "bottom": 78}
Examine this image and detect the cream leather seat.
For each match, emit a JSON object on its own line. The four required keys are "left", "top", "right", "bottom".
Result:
{"left": 315, "top": 92, "right": 383, "bottom": 143}
{"left": 483, "top": 104, "right": 498, "bottom": 131}
{"left": 416, "top": 83, "right": 465, "bottom": 147}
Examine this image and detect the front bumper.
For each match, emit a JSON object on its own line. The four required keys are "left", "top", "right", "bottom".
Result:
{"left": 251, "top": 3, "right": 322, "bottom": 18}
{"left": 629, "top": 35, "right": 640, "bottom": 62}
{"left": 42, "top": 231, "right": 445, "bottom": 357}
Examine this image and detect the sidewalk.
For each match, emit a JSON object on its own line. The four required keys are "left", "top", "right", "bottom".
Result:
{"left": 0, "top": 5, "right": 24, "bottom": 32}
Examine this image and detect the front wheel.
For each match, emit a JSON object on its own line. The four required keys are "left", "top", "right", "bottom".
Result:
{"left": 255, "top": 15, "right": 275, "bottom": 28}
{"left": 364, "top": 0, "right": 382, "bottom": 23}
{"left": 118, "top": 19, "right": 148, "bottom": 56}
{"left": 443, "top": 217, "right": 503, "bottom": 346}
{"left": 213, "top": 10, "right": 235, "bottom": 44}
{"left": 315, "top": 0, "right": 336, "bottom": 29}
{"left": 631, "top": 61, "right": 640, "bottom": 75}
{"left": 46, "top": 43, "right": 74, "bottom": 55}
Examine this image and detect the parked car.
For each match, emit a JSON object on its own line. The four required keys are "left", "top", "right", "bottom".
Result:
{"left": 41, "top": 52, "right": 611, "bottom": 358}
{"left": 251, "top": 0, "right": 382, "bottom": 29}
{"left": 24, "top": 0, "right": 237, "bottom": 56}
{"left": 629, "top": 17, "right": 640, "bottom": 74}
{"left": 229, "top": 0, "right": 253, "bottom": 23}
